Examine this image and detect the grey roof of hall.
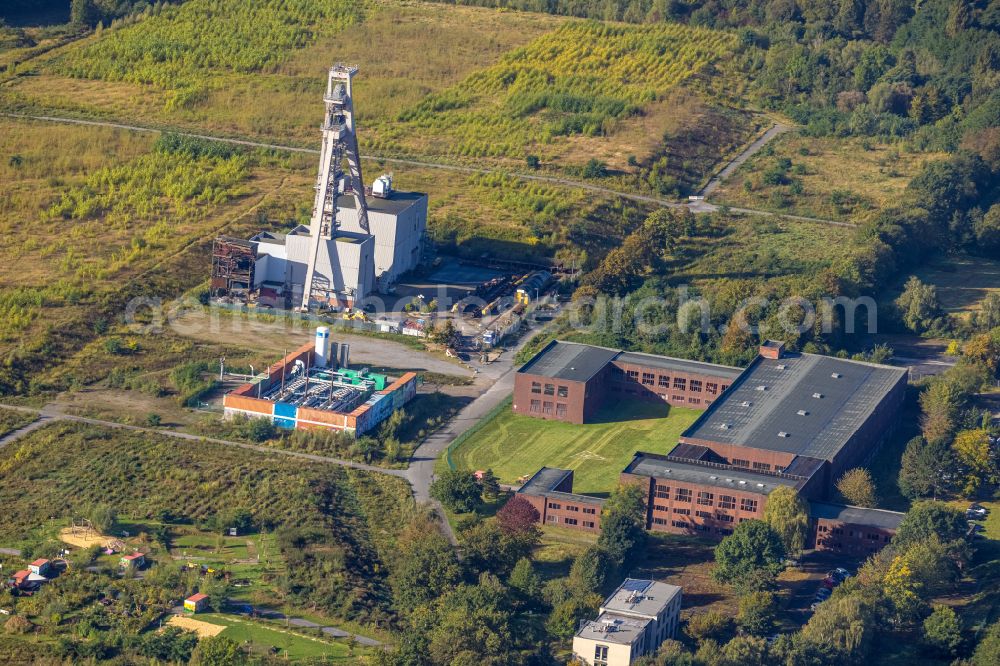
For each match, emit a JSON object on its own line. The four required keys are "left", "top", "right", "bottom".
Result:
{"left": 809, "top": 501, "right": 905, "bottom": 530}
{"left": 517, "top": 341, "right": 620, "bottom": 383}
{"left": 518, "top": 340, "right": 741, "bottom": 384}
{"left": 615, "top": 351, "right": 742, "bottom": 380}
{"left": 623, "top": 452, "right": 804, "bottom": 495}
{"left": 517, "top": 467, "right": 605, "bottom": 505}
{"left": 335, "top": 190, "right": 427, "bottom": 216}
{"left": 681, "top": 353, "right": 907, "bottom": 462}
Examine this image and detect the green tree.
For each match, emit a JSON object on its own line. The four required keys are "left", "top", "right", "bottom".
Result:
{"left": 390, "top": 513, "right": 462, "bottom": 609}
{"left": 899, "top": 436, "right": 956, "bottom": 499}
{"left": 684, "top": 610, "right": 733, "bottom": 644}
{"left": 972, "top": 620, "right": 1000, "bottom": 666}
{"left": 597, "top": 484, "right": 647, "bottom": 565}
{"left": 460, "top": 518, "right": 536, "bottom": 576}
{"left": 836, "top": 468, "right": 877, "bottom": 507}
{"left": 712, "top": 520, "right": 785, "bottom": 594}
{"left": 479, "top": 468, "right": 501, "bottom": 502}
{"left": 89, "top": 503, "right": 117, "bottom": 534}
{"left": 737, "top": 591, "right": 777, "bottom": 636}
{"left": 430, "top": 469, "right": 481, "bottom": 513}
{"left": 800, "top": 592, "right": 879, "bottom": 663}
{"left": 508, "top": 557, "right": 542, "bottom": 604}
{"left": 190, "top": 635, "right": 246, "bottom": 666}
{"left": 923, "top": 604, "right": 962, "bottom": 656}
{"left": 762, "top": 486, "right": 809, "bottom": 555}
{"left": 569, "top": 545, "right": 615, "bottom": 596}
{"left": 896, "top": 276, "right": 941, "bottom": 333}
{"left": 894, "top": 501, "right": 970, "bottom": 567}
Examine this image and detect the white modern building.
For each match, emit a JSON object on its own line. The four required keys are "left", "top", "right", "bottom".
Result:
{"left": 573, "top": 579, "right": 682, "bottom": 666}
{"left": 334, "top": 179, "right": 427, "bottom": 290}
{"left": 250, "top": 225, "right": 375, "bottom": 308}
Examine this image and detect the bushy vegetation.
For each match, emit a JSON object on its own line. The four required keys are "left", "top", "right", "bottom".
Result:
{"left": 0, "top": 422, "right": 413, "bottom": 623}
{"left": 387, "top": 20, "right": 735, "bottom": 158}
{"left": 57, "top": 0, "right": 366, "bottom": 95}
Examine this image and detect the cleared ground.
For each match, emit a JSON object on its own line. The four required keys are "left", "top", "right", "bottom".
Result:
{"left": 449, "top": 400, "right": 700, "bottom": 495}
{"left": 912, "top": 255, "right": 1000, "bottom": 315}
{"left": 167, "top": 615, "right": 226, "bottom": 638}
{"left": 713, "top": 133, "right": 946, "bottom": 222}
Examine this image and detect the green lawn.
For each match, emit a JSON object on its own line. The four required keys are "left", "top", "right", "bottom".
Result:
{"left": 450, "top": 401, "right": 701, "bottom": 495}
{"left": 197, "top": 614, "right": 359, "bottom": 661}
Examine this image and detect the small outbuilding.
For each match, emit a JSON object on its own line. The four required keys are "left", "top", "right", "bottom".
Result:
{"left": 184, "top": 592, "right": 209, "bottom": 613}
{"left": 28, "top": 559, "right": 51, "bottom": 577}
{"left": 120, "top": 552, "right": 145, "bottom": 569}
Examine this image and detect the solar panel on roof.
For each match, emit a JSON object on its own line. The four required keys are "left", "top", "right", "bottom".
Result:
{"left": 621, "top": 580, "right": 653, "bottom": 593}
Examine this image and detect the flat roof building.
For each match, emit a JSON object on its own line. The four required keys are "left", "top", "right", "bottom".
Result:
{"left": 573, "top": 579, "right": 682, "bottom": 666}
{"left": 514, "top": 340, "right": 740, "bottom": 424}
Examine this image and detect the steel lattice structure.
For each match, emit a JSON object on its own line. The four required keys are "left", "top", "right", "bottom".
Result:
{"left": 301, "top": 64, "right": 372, "bottom": 309}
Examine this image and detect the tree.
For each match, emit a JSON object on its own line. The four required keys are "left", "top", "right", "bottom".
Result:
{"left": 70, "top": 0, "right": 100, "bottom": 27}
{"left": 762, "top": 486, "right": 809, "bottom": 555}
{"left": 894, "top": 501, "right": 970, "bottom": 567}
{"left": 952, "top": 429, "right": 998, "bottom": 496}
{"left": 684, "top": 611, "right": 732, "bottom": 644}
{"left": 598, "top": 484, "right": 647, "bottom": 565}
{"left": 737, "top": 591, "right": 776, "bottom": 636}
{"left": 569, "top": 546, "right": 615, "bottom": 596}
{"left": 972, "top": 620, "right": 1000, "bottom": 666}
{"left": 190, "top": 635, "right": 246, "bottom": 666}
{"left": 430, "top": 469, "right": 481, "bottom": 513}
{"left": 390, "top": 513, "right": 462, "bottom": 609}
{"left": 460, "top": 519, "right": 536, "bottom": 575}
{"left": 479, "top": 468, "right": 501, "bottom": 502}
{"left": 496, "top": 495, "right": 541, "bottom": 538}
{"left": 923, "top": 604, "right": 962, "bottom": 656}
{"left": 974, "top": 293, "right": 1000, "bottom": 330}
{"left": 508, "top": 557, "right": 542, "bottom": 604}
{"left": 89, "top": 503, "right": 117, "bottom": 534}
{"left": 712, "top": 520, "right": 785, "bottom": 594}
{"left": 896, "top": 276, "right": 941, "bottom": 333}
{"left": 836, "top": 468, "right": 877, "bottom": 507}
{"left": 899, "top": 436, "right": 956, "bottom": 499}
{"left": 919, "top": 379, "right": 961, "bottom": 443}
{"left": 801, "top": 592, "right": 879, "bottom": 663}
{"left": 975, "top": 205, "right": 1000, "bottom": 253}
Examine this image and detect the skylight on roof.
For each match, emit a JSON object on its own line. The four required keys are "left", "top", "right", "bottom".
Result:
{"left": 778, "top": 431, "right": 790, "bottom": 438}
{"left": 776, "top": 364, "right": 786, "bottom": 370}
{"left": 831, "top": 372, "right": 841, "bottom": 379}
{"left": 741, "top": 401, "right": 752, "bottom": 407}
{"left": 797, "top": 409, "right": 809, "bottom": 416}
{"left": 719, "top": 423, "right": 730, "bottom": 430}
{"left": 755, "top": 385, "right": 767, "bottom": 391}
{"left": 812, "top": 393, "right": 823, "bottom": 399}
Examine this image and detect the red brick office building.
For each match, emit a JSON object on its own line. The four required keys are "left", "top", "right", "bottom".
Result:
{"left": 512, "top": 340, "right": 742, "bottom": 423}
{"left": 514, "top": 341, "right": 909, "bottom": 551}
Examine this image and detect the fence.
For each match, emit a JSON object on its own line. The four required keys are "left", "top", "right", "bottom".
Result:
{"left": 445, "top": 395, "right": 513, "bottom": 470}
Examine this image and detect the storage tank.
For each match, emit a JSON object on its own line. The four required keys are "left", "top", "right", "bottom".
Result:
{"left": 314, "top": 327, "right": 331, "bottom": 368}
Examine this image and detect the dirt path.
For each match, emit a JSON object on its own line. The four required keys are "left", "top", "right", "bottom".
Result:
{"left": 699, "top": 122, "right": 791, "bottom": 197}
{"left": 1, "top": 113, "right": 850, "bottom": 229}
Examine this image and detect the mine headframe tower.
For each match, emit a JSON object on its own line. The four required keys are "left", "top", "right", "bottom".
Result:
{"left": 301, "top": 64, "right": 373, "bottom": 310}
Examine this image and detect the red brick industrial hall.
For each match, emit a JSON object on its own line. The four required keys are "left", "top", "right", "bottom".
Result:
{"left": 515, "top": 340, "right": 909, "bottom": 556}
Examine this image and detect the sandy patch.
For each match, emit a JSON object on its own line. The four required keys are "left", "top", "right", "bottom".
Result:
{"left": 167, "top": 614, "right": 226, "bottom": 638}
{"left": 59, "top": 526, "right": 111, "bottom": 549}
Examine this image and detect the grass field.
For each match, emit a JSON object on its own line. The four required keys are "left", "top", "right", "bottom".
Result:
{"left": 193, "top": 613, "right": 360, "bottom": 661}
{"left": 911, "top": 255, "right": 1000, "bottom": 315}
{"left": 712, "top": 133, "right": 947, "bottom": 222}
{"left": 450, "top": 400, "right": 700, "bottom": 495}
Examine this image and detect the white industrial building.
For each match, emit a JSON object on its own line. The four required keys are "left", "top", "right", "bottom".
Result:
{"left": 335, "top": 177, "right": 428, "bottom": 290}
{"left": 573, "top": 579, "right": 682, "bottom": 666}
{"left": 250, "top": 225, "right": 375, "bottom": 308}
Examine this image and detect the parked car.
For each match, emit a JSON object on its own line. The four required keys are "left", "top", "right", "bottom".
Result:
{"left": 833, "top": 567, "right": 851, "bottom": 580}
{"left": 821, "top": 577, "right": 837, "bottom": 589}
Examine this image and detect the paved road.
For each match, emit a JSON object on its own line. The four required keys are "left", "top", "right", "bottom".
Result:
{"left": 2, "top": 112, "right": 851, "bottom": 229}
{"left": 699, "top": 123, "right": 791, "bottom": 197}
